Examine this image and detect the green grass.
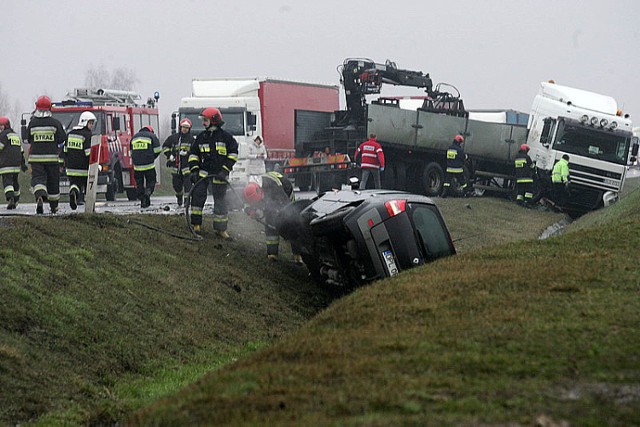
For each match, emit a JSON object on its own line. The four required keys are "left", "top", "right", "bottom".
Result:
{"left": 0, "top": 213, "right": 332, "bottom": 425}
{"left": 131, "top": 189, "right": 640, "bottom": 426}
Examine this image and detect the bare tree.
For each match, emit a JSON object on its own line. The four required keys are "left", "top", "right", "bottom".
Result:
{"left": 84, "top": 64, "right": 139, "bottom": 90}
{"left": 0, "top": 83, "right": 22, "bottom": 127}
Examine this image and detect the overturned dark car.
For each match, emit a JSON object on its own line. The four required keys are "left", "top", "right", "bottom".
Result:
{"left": 276, "top": 189, "right": 456, "bottom": 288}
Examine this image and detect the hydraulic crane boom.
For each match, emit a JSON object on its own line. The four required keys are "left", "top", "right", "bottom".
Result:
{"left": 339, "top": 58, "right": 434, "bottom": 126}
{"left": 337, "top": 58, "right": 466, "bottom": 127}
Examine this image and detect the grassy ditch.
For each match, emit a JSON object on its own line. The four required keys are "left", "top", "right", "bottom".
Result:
{"left": 132, "top": 190, "right": 640, "bottom": 426}
{"left": 0, "top": 213, "right": 332, "bottom": 425}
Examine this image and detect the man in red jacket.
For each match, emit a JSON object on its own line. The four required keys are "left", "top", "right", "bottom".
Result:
{"left": 354, "top": 133, "right": 385, "bottom": 189}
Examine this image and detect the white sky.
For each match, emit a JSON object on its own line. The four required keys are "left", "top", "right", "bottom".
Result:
{"left": 2, "top": 0, "right": 638, "bottom": 130}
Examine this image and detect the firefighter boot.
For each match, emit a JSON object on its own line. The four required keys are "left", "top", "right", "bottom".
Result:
{"left": 293, "top": 254, "right": 304, "bottom": 265}
{"left": 176, "top": 194, "right": 183, "bottom": 206}
{"left": 192, "top": 224, "right": 201, "bottom": 233}
{"left": 36, "top": 196, "right": 44, "bottom": 215}
{"left": 69, "top": 189, "right": 78, "bottom": 210}
{"left": 7, "top": 197, "right": 16, "bottom": 210}
{"left": 216, "top": 230, "right": 233, "bottom": 241}
{"left": 50, "top": 202, "right": 59, "bottom": 214}
{"left": 267, "top": 254, "right": 278, "bottom": 262}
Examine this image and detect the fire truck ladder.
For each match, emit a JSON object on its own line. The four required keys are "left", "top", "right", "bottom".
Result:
{"left": 65, "top": 88, "right": 142, "bottom": 106}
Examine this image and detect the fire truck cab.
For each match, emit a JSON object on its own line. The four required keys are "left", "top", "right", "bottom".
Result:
{"left": 22, "top": 88, "right": 160, "bottom": 201}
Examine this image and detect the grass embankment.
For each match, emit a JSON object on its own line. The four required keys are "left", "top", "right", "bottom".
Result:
{"left": 0, "top": 213, "right": 332, "bottom": 425}
{"left": 133, "top": 191, "right": 640, "bottom": 426}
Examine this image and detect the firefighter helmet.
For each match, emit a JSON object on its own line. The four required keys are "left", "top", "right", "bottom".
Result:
{"left": 520, "top": 144, "right": 530, "bottom": 152}
{"left": 179, "top": 118, "right": 192, "bottom": 128}
{"left": 454, "top": 134, "right": 464, "bottom": 144}
{"left": 0, "top": 116, "right": 10, "bottom": 128}
{"left": 78, "top": 111, "right": 97, "bottom": 128}
{"left": 243, "top": 182, "right": 263, "bottom": 204}
{"left": 200, "top": 107, "right": 224, "bottom": 127}
{"left": 35, "top": 95, "right": 52, "bottom": 111}
{"left": 144, "top": 126, "right": 155, "bottom": 133}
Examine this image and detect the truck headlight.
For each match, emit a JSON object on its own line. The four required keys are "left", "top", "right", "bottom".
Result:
{"left": 590, "top": 117, "right": 599, "bottom": 126}
{"left": 580, "top": 114, "right": 589, "bottom": 124}
{"left": 609, "top": 121, "right": 618, "bottom": 130}
{"left": 599, "top": 119, "right": 608, "bottom": 128}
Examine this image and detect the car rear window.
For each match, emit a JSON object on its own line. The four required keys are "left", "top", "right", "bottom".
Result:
{"left": 409, "top": 205, "right": 453, "bottom": 259}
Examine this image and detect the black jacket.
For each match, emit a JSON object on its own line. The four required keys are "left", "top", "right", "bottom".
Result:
{"left": 446, "top": 142, "right": 465, "bottom": 171}
{"left": 0, "top": 128, "right": 25, "bottom": 174}
{"left": 188, "top": 127, "right": 238, "bottom": 176}
{"left": 514, "top": 150, "right": 535, "bottom": 183}
{"left": 27, "top": 115, "right": 66, "bottom": 163}
{"left": 64, "top": 127, "right": 92, "bottom": 176}
{"left": 162, "top": 131, "right": 194, "bottom": 171}
{"left": 130, "top": 127, "right": 161, "bottom": 171}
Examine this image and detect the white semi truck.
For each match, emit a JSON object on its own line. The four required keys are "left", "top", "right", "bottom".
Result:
{"left": 365, "top": 79, "right": 636, "bottom": 215}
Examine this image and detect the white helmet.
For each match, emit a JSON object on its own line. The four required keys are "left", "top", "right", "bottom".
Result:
{"left": 78, "top": 111, "right": 97, "bottom": 128}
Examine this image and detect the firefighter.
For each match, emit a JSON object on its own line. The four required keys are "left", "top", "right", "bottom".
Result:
{"left": 130, "top": 126, "right": 161, "bottom": 208}
{"left": 243, "top": 171, "right": 303, "bottom": 263}
{"left": 162, "top": 118, "right": 194, "bottom": 206}
{"left": 551, "top": 154, "right": 570, "bottom": 207}
{"left": 442, "top": 134, "right": 471, "bottom": 198}
{"left": 514, "top": 143, "right": 536, "bottom": 207}
{"left": 188, "top": 107, "right": 238, "bottom": 239}
{"left": 27, "top": 96, "right": 66, "bottom": 214}
{"left": 0, "top": 117, "right": 28, "bottom": 209}
{"left": 64, "top": 111, "right": 95, "bottom": 210}
{"left": 354, "top": 133, "right": 385, "bottom": 189}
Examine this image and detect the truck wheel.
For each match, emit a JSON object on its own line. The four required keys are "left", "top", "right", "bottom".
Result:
{"left": 420, "top": 162, "right": 444, "bottom": 196}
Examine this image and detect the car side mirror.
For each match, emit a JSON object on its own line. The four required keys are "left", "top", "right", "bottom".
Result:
{"left": 348, "top": 176, "right": 360, "bottom": 190}
{"left": 20, "top": 118, "right": 27, "bottom": 141}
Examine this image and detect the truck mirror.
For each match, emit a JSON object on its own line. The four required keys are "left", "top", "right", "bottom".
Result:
{"left": 247, "top": 112, "right": 257, "bottom": 131}
{"left": 112, "top": 117, "right": 121, "bottom": 131}
{"left": 171, "top": 113, "right": 177, "bottom": 134}
{"left": 631, "top": 137, "right": 639, "bottom": 157}
{"left": 20, "top": 118, "right": 27, "bottom": 141}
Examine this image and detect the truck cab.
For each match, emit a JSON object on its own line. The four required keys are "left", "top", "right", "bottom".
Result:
{"left": 526, "top": 81, "right": 634, "bottom": 212}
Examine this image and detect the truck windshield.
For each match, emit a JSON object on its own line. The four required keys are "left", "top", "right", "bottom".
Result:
{"left": 180, "top": 111, "right": 244, "bottom": 137}
{"left": 553, "top": 122, "right": 630, "bottom": 165}
{"left": 51, "top": 111, "right": 104, "bottom": 135}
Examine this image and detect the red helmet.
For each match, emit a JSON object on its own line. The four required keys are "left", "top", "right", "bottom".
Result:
{"left": 0, "top": 116, "right": 10, "bottom": 128}
{"left": 35, "top": 95, "right": 52, "bottom": 111}
{"left": 144, "top": 126, "right": 154, "bottom": 133}
{"left": 179, "top": 118, "right": 192, "bottom": 128}
{"left": 520, "top": 144, "right": 530, "bottom": 152}
{"left": 201, "top": 107, "right": 224, "bottom": 126}
{"left": 243, "top": 182, "right": 263, "bottom": 204}
{"left": 454, "top": 134, "right": 465, "bottom": 143}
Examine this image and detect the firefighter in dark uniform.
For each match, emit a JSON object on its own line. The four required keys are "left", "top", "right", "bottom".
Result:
{"left": 188, "top": 107, "right": 238, "bottom": 239}
{"left": 64, "top": 111, "right": 95, "bottom": 210}
{"left": 130, "top": 126, "right": 161, "bottom": 208}
{"left": 162, "top": 118, "right": 194, "bottom": 206}
{"left": 27, "top": 95, "right": 66, "bottom": 214}
{"left": 0, "top": 117, "right": 28, "bottom": 209}
{"left": 243, "top": 171, "right": 303, "bottom": 263}
{"left": 442, "top": 134, "right": 471, "bottom": 198}
{"left": 514, "top": 143, "right": 536, "bottom": 207}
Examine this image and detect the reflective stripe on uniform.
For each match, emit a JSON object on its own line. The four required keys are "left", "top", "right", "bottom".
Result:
{"left": 28, "top": 154, "right": 60, "bottom": 162}
{"left": 66, "top": 168, "right": 89, "bottom": 177}
{"left": 134, "top": 163, "right": 155, "bottom": 171}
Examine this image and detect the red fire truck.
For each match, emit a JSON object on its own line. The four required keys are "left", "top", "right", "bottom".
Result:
{"left": 21, "top": 88, "right": 160, "bottom": 201}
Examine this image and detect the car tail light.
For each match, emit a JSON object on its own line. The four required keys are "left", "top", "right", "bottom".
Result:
{"left": 385, "top": 199, "right": 407, "bottom": 217}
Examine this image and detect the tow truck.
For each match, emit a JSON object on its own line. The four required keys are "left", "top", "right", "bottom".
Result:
{"left": 21, "top": 88, "right": 160, "bottom": 201}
